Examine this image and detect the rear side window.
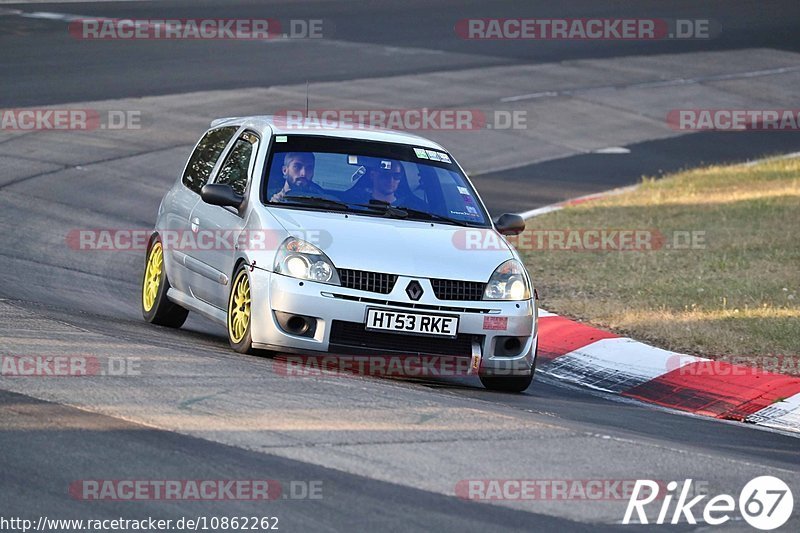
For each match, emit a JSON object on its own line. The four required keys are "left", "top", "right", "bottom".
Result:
{"left": 215, "top": 131, "right": 259, "bottom": 196}
{"left": 182, "top": 126, "right": 238, "bottom": 193}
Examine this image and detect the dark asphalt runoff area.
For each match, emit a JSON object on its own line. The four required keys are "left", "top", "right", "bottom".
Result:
{"left": 1, "top": 1, "right": 799, "bottom": 531}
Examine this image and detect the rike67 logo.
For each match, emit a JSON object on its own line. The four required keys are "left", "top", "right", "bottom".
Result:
{"left": 623, "top": 477, "right": 794, "bottom": 530}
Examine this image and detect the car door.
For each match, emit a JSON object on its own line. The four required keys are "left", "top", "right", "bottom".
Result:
{"left": 164, "top": 125, "right": 239, "bottom": 294}
{"left": 186, "top": 130, "right": 260, "bottom": 309}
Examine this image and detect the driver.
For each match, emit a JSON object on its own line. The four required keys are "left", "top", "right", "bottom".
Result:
{"left": 270, "top": 152, "right": 325, "bottom": 202}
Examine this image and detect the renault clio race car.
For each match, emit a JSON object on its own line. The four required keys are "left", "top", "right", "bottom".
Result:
{"left": 141, "top": 116, "right": 538, "bottom": 391}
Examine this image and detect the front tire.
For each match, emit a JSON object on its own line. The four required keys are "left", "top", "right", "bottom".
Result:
{"left": 479, "top": 372, "right": 534, "bottom": 393}
{"left": 227, "top": 263, "right": 254, "bottom": 354}
{"left": 480, "top": 347, "right": 536, "bottom": 393}
{"left": 141, "top": 237, "right": 189, "bottom": 328}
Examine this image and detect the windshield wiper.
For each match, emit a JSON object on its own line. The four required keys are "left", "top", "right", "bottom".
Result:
{"left": 351, "top": 201, "right": 409, "bottom": 219}
{"left": 354, "top": 200, "right": 479, "bottom": 226}
{"left": 279, "top": 196, "right": 391, "bottom": 215}
{"left": 390, "top": 206, "right": 480, "bottom": 227}
{"left": 278, "top": 197, "right": 481, "bottom": 226}
{"left": 277, "top": 195, "right": 351, "bottom": 210}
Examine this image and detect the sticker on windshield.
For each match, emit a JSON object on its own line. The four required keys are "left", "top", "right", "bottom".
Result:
{"left": 275, "top": 135, "right": 287, "bottom": 143}
{"left": 466, "top": 205, "right": 479, "bottom": 216}
{"left": 457, "top": 186, "right": 470, "bottom": 195}
{"left": 421, "top": 150, "right": 452, "bottom": 163}
{"left": 348, "top": 155, "right": 358, "bottom": 164}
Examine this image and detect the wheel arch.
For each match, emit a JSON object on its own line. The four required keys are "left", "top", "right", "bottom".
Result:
{"left": 147, "top": 230, "right": 180, "bottom": 284}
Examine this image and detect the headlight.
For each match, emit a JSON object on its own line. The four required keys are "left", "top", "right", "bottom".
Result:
{"left": 484, "top": 259, "right": 531, "bottom": 300}
{"left": 274, "top": 237, "right": 341, "bottom": 285}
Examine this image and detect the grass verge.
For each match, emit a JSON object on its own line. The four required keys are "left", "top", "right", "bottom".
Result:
{"left": 519, "top": 156, "right": 800, "bottom": 367}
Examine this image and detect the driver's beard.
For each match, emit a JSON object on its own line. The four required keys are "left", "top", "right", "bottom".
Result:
{"left": 292, "top": 178, "right": 309, "bottom": 190}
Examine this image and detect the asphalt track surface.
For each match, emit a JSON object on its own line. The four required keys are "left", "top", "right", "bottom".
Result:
{"left": 1, "top": 1, "right": 799, "bottom": 531}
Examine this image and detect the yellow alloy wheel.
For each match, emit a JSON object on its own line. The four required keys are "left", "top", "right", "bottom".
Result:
{"left": 228, "top": 269, "right": 251, "bottom": 344}
{"left": 142, "top": 242, "right": 163, "bottom": 312}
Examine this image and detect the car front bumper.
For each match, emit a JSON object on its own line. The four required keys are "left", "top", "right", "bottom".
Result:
{"left": 249, "top": 269, "right": 537, "bottom": 376}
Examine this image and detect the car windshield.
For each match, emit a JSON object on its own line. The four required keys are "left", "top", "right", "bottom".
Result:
{"left": 262, "top": 135, "right": 490, "bottom": 227}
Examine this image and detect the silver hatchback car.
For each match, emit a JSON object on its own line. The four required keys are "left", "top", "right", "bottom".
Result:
{"left": 142, "top": 116, "right": 538, "bottom": 391}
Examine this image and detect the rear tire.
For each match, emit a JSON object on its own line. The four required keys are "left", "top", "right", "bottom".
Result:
{"left": 227, "top": 263, "right": 254, "bottom": 354}
{"left": 141, "top": 236, "right": 189, "bottom": 328}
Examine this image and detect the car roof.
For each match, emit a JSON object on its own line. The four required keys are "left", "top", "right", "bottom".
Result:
{"left": 209, "top": 115, "right": 447, "bottom": 151}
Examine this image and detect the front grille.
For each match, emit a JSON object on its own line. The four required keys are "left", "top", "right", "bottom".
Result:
{"left": 327, "top": 292, "right": 495, "bottom": 314}
{"left": 329, "top": 320, "right": 481, "bottom": 357}
{"left": 338, "top": 269, "right": 397, "bottom": 294}
{"left": 430, "top": 279, "right": 486, "bottom": 301}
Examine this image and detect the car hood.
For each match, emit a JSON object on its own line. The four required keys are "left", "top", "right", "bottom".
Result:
{"left": 267, "top": 208, "right": 515, "bottom": 281}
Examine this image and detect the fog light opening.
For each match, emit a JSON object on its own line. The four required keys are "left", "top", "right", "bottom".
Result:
{"left": 286, "top": 315, "right": 310, "bottom": 335}
{"left": 275, "top": 311, "right": 317, "bottom": 338}
{"left": 503, "top": 337, "right": 521, "bottom": 354}
{"left": 494, "top": 336, "right": 526, "bottom": 357}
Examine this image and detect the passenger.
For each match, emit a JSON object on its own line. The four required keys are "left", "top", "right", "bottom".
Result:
{"left": 270, "top": 152, "right": 324, "bottom": 202}
{"left": 346, "top": 160, "right": 425, "bottom": 209}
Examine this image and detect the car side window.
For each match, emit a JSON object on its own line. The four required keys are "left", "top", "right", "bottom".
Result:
{"left": 215, "top": 132, "right": 259, "bottom": 196}
{"left": 182, "top": 126, "right": 238, "bottom": 193}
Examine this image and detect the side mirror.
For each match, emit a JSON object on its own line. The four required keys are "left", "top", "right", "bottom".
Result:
{"left": 201, "top": 183, "right": 243, "bottom": 208}
{"left": 494, "top": 213, "right": 526, "bottom": 236}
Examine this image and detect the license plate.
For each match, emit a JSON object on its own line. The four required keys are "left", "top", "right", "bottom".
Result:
{"left": 365, "top": 308, "right": 459, "bottom": 338}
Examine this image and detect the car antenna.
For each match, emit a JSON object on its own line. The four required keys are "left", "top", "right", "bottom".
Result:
{"left": 305, "top": 81, "right": 309, "bottom": 118}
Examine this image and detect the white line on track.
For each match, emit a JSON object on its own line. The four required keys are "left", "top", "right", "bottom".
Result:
{"left": 19, "top": 10, "right": 86, "bottom": 21}
{"left": 7, "top": 8, "right": 452, "bottom": 53}
{"left": 593, "top": 146, "right": 630, "bottom": 154}
{"left": 501, "top": 65, "right": 800, "bottom": 103}
{"left": 517, "top": 184, "right": 638, "bottom": 219}
{"left": 742, "top": 150, "right": 800, "bottom": 166}
{"left": 0, "top": 0, "right": 142, "bottom": 3}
